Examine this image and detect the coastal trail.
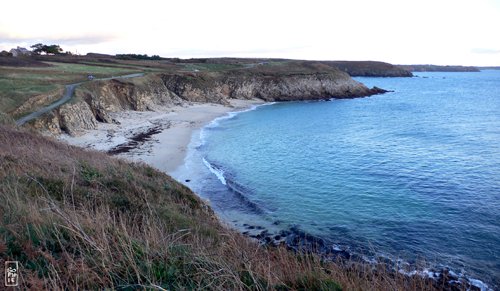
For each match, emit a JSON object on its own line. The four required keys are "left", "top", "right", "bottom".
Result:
{"left": 15, "top": 73, "right": 144, "bottom": 126}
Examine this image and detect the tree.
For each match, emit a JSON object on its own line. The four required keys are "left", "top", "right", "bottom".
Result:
{"left": 44, "top": 45, "right": 63, "bottom": 55}
{"left": 0, "top": 50, "right": 13, "bottom": 57}
{"left": 30, "top": 43, "right": 64, "bottom": 55}
{"left": 30, "top": 43, "right": 44, "bottom": 55}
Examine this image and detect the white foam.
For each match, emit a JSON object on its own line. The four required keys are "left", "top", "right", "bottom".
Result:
{"left": 469, "top": 278, "right": 489, "bottom": 291}
{"left": 199, "top": 102, "right": 276, "bottom": 145}
{"left": 202, "top": 158, "right": 227, "bottom": 185}
{"left": 397, "top": 268, "right": 491, "bottom": 291}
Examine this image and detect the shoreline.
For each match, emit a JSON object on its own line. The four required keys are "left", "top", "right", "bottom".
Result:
{"left": 59, "top": 98, "right": 493, "bottom": 291}
{"left": 60, "top": 98, "right": 265, "bottom": 174}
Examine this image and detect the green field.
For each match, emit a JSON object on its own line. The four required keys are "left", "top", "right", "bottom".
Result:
{"left": 0, "top": 62, "right": 142, "bottom": 114}
{"left": 0, "top": 57, "right": 255, "bottom": 115}
{"left": 0, "top": 55, "right": 345, "bottom": 117}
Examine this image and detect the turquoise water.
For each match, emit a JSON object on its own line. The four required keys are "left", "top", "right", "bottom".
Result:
{"left": 177, "top": 71, "right": 500, "bottom": 288}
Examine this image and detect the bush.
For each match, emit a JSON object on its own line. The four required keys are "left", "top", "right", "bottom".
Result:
{"left": 0, "top": 111, "right": 14, "bottom": 125}
{"left": 115, "top": 54, "right": 162, "bottom": 60}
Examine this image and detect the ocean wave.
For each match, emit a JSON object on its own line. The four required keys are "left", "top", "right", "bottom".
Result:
{"left": 201, "top": 158, "right": 265, "bottom": 215}
{"left": 397, "top": 268, "right": 490, "bottom": 291}
{"left": 268, "top": 223, "right": 492, "bottom": 291}
{"left": 202, "top": 157, "right": 227, "bottom": 185}
{"left": 199, "top": 102, "right": 276, "bottom": 145}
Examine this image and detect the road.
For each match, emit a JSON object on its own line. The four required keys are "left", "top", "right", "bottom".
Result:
{"left": 15, "top": 73, "right": 144, "bottom": 126}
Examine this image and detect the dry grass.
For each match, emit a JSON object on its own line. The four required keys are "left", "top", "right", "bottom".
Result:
{"left": 0, "top": 125, "right": 446, "bottom": 290}
{"left": 0, "top": 62, "right": 140, "bottom": 114}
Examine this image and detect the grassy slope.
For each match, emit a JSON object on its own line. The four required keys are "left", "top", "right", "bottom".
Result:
{"left": 0, "top": 62, "right": 141, "bottom": 114}
{"left": 0, "top": 125, "right": 438, "bottom": 290}
{"left": 1, "top": 55, "right": 411, "bottom": 117}
{"left": 0, "top": 56, "right": 249, "bottom": 117}
{"left": 0, "top": 57, "right": 341, "bottom": 119}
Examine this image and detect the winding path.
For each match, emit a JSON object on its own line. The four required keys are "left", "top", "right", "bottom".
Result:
{"left": 15, "top": 73, "right": 144, "bottom": 126}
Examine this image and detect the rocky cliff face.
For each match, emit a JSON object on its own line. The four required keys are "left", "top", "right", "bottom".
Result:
{"left": 77, "top": 75, "right": 184, "bottom": 123}
{"left": 33, "top": 66, "right": 386, "bottom": 135}
{"left": 161, "top": 71, "right": 383, "bottom": 102}
{"left": 325, "top": 61, "right": 413, "bottom": 77}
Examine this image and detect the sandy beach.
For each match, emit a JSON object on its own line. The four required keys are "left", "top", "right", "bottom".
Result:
{"left": 61, "top": 99, "right": 264, "bottom": 174}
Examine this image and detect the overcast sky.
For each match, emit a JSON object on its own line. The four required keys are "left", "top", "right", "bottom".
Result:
{"left": 1, "top": 0, "right": 500, "bottom": 66}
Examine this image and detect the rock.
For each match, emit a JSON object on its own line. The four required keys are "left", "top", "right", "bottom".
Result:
{"left": 160, "top": 69, "right": 377, "bottom": 102}
{"left": 58, "top": 100, "right": 98, "bottom": 136}
{"left": 369, "top": 86, "right": 389, "bottom": 95}
{"left": 29, "top": 111, "right": 62, "bottom": 135}
{"left": 286, "top": 226, "right": 327, "bottom": 252}
{"left": 28, "top": 64, "right": 391, "bottom": 135}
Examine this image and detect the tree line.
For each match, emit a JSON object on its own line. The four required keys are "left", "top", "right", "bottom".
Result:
{"left": 115, "top": 54, "right": 162, "bottom": 60}
{"left": 30, "top": 43, "right": 65, "bottom": 55}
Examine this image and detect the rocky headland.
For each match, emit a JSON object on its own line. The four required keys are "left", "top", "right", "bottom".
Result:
{"left": 2, "top": 55, "right": 486, "bottom": 290}
{"left": 322, "top": 61, "right": 414, "bottom": 77}
{"left": 29, "top": 61, "right": 387, "bottom": 136}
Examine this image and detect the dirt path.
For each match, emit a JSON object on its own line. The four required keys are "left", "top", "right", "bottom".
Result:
{"left": 15, "top": 73, "right": 144, "bottom": 126}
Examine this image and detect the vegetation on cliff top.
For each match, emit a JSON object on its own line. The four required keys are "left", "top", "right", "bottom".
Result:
{"left": 0, "top": 61, "right": 141, "bottom": 116}
{"left": 316, "top": 61, "right": 414, "bottom": 77}
{"left": 0, "top": 55, "right": 410, "bottom": 118}
{"left": 0, "top": 125, "right": 440, "bottom": 290}
{"left": 1, "top": 55, "right": 391, "bottom": 136}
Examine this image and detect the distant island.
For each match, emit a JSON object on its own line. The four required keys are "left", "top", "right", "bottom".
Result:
{"left": 397, "top": 64, "right": 480, "bottom": 72}
{"left": 478, "top": 66, "right": 500, "bottom": 70}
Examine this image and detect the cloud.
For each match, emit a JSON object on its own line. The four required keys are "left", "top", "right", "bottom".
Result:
{"left": 164, "top": 46, "right": 311, "bottom": 58}
{"left": 0, "top": 32, "right": 116, "bottom": 46}
{"left": 471, "top": 48, "right": 500, "bottom": 54}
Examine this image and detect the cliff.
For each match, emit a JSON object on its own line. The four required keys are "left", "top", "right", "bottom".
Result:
{"left": 160, "top": 64, "right": 385, "bottom": 102}
{"left": 323, "top": 61, "right": 413, "bottom": 77}
{"left": 31, "top": 63, "right": 386, "bottom": 135}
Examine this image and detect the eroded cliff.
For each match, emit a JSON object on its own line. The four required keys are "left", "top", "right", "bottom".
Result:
{"left": 31, "top": 63, "right": 386, "bottom": 135}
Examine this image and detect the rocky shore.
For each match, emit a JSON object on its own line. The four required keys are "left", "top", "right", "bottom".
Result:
{"left": 238, "top": 221, "right": 488, "bottom": 291}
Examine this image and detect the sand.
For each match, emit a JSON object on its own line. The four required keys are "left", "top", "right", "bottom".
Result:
{"left": 60, "top": 99, "right": 264, "bottom": 174}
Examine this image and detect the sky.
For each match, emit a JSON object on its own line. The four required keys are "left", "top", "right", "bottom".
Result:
{"left": 1, "top": 0, "right": 500, "bottom": 66}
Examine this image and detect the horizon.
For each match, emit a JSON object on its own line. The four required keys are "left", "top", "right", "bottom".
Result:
{"left": 1, "top": 0, "right": 500, "bottom": 66}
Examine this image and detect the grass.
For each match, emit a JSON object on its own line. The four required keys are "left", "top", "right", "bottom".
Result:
{"left": 0, "top": 62, "right": 142, "bottom": 114}
{"left": 0, "top": 125, "right": 444, "bottom": 290}
{"left": 0, "top": 56, "right": 342, "bottom": 116}
{"left": 0, "top": 57, "right": 241, "bottom": 117}
{"left": 181, "top": 63, "right": 245, "bottom": 72}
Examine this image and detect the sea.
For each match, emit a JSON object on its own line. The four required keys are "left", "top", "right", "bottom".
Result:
{"left": 172, "top": 70, "right": 500, "bottom": 289}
